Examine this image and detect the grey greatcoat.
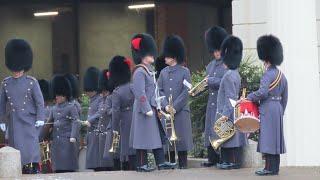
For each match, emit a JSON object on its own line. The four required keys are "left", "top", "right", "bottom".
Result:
{"left": 86, "top": 95, "right": 113, "bottom": 168}
{"left": 130, "top": 65, "right": 163, "bottom": 150}
{"left": 216, "top": 70, "right": 247, "bottom": 148}
{"left": 103, "top": 94, "right": 118, "bottom": 161}
{"left": 50, "top": 101, "right": 80, "bottom": 171}
{"left": 112, "top": 83, "right": 135, "bottom": 161}
{"left": 0, "top": 75, "right": 45, "bottom": 166}
{"left": 204, "top": 59, "right": 227, "bottom": 147}
{"left": 86, "top": 94, "right": 105, "bottom": 169}
{"left": 247, "top": 66, "right": 287, "bottom": 155}
{"left": 39, "top": 105, "right": 53, "bottom": 141}
{"left": 157, "top": 65, "right": 193, "bottom": 151}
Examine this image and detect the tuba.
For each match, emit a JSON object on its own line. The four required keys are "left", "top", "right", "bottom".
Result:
{"left": 209, "top": 115, "right": 235, "bottom": 151}
{"left": 109, "top": 131, "right": 120, "bottom": 153}
{"left": 188, "top": 77, "right": 208, "bottom": 97}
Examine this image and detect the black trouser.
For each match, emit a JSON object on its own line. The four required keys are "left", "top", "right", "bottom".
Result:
{"left": 113, "top": 158, "right": 121, "bottom": 170}
{"left": 220, "top": 147, "right": 241, "bottom": 164}
{"left": 122, "top": 155, "right": 137, "bottom": 171}
{"left": 136, "top": 148, "right": 165, "bottom": 167}
{"left": 167, "top": 151, "right": 188, "bottom": 168}
{"left": 207, "top": 146, "right": 220, "bottom": 164}
{"left": 264, "top": 154, "right": 280, "bottom": 173}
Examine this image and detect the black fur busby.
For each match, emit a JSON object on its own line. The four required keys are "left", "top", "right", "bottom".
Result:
{"left": 83, "top": 67, "right": 100, "bottom": 92}
{"left": 51, "top": 75, "right": 72, "bottom": 99}
{"left": 155, "top": 55, "right": 168, "bottom": 79}
{"left": 109, "top": 55, "right": 132, "bottom": 87}
{"left": 98, "top": 69, "right": 114, "bottom": 92}
{"left": 64, "top": 73, "right": 80, "bottom": 99}
{"left": 38, "top": 79, "right": 51, "bottom": 102}
{"left": 131, "top": 33, "right": 157, "bottom": 64}
{"left": 161, "top": 35, "right": 185, "bottom": 64}
{"left": 5, "top": 39, "right": 33, "bottom": 72}
{"left": 221, "top": 36, "right": 243, "bottom": 70}
{"left": 257, "top": 35, "right": 283, "bottom": 65}
{"left": 205, "top": 26, "right": 228, "bottom": 53}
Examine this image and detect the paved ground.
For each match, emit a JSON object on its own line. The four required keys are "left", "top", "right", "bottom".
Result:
{"left": 9, "top": 167, "right": 319, "bottom": 180}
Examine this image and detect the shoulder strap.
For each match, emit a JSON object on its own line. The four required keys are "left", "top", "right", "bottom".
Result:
{"left": 269, "top": 70, "right": 282, "bottom": 91}
{"left": 133, "top": 64, "right": 152, "bottom": 75}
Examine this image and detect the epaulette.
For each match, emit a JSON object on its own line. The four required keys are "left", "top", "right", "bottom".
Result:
{"left": 2, "top": 76, "right": 12, "bottom": 84}
{"left": 26, "top": 75, "right": 37, "bottom": 81}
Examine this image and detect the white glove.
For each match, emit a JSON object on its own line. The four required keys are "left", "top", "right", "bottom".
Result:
{"left": 70, "top": 138, "right": 76, "bottom": 143}
{"left": 146, "top": 111, "right": 153, "bottom": 117}
{"left": 35, "top": 121, "right": 45, "bottom": 127}
{"left": 0, "top": 123, "right": 6, "bottom": 132}
{"left": 83, "top": 121, "right": 91, "bottom": 127}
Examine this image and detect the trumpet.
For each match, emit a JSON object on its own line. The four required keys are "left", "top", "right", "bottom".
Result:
{"left": 109, "top": 131, "right": 120, "bottom": 153}
{"left": 188, "top": 77, "right": 208, "bottom": 97}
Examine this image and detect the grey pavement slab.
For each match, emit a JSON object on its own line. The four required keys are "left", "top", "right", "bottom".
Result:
{"left": 6, "top": 167, "right": 320, "bottom": 180}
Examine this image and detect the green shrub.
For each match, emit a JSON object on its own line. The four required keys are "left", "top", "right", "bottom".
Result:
{"left": 189, "top": 54, "right": 263, "bottom": 158}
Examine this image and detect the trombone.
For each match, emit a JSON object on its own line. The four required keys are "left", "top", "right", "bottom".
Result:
{"left": 164, "top": 95, "right": 178, "bottom": 163}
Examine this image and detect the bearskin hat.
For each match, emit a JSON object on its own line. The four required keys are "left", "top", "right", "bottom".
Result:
{"left": 83, "top": 67, "right": 100, "bottom": 92}
{"left": 5, "top": 39, "right": 33, "bottom": 72}
{"left": 51, "top": 75, "right": 72, "bottom": 99}
{"left": 99, "top": 69, "right": 114, "bottom": 92}
{"left": 205, "top": 26, "right": 228, "bottom": 53}
{"left": 38, "top": 79, "right": 51, "bottom": 102}
{"left": 221, "top": 36, "right": 243, "bottom": 70}
{"left": 109, "top": 55, "right": 132, "bottom": 87}
{"left": 131, "top": 33, "right": 157, "bottom": 64}
{"left": 161, "top": 35, "right": 185, "bottom": 64}
{"left": 257, "top": 35, "right": 283, "bottom": 65}
{"left": 64, "top": 73, "right": 80, "bottom": 99}
{"left": 155, "top": 55, "right": 168, "bottom": 79}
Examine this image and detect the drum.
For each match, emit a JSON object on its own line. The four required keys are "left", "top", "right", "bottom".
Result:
{"left": 234, "top": 100, "right": 260, "bottom": 133}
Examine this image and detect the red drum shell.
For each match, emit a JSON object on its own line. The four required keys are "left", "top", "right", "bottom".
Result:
{"left": 235, "top": 101, "right": 260, "bottom": 133}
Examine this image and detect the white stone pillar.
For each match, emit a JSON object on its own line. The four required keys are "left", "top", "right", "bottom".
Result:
{"left": 232, "top": 0, "right": 320, "bottom": 166}
{"left": 267, "top": 0, "right": 320, "bottom": 166}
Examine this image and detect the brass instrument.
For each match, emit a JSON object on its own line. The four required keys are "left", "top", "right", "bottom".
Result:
{"left": 109, "top": 131, "right": 120, "bottom": 153}
{"left": 164, "top": 95, "right": 178, "bottom": 163}
{"left": 188, "top": 77, "right": 208, "bottom": 97}
{"left": 209, "top": 115, "right": 235, "bottom": 151}
{"left": 39, "top": 141, "right": 53, "bottom": 173}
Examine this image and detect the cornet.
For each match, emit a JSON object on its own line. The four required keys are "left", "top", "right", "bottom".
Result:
{"left": 188, "top": 77, "right": 208, "bottom": 97}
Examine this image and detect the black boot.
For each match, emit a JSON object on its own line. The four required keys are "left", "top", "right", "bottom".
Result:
{"left": 136, "top": 165, "right": 156, "bottom": 172}
{"left": 158, "top": 162, "right": 176, "bottom": 170}
{"left": 178, "top": 151, "right": 188, "bottom": 169}
{"left": 113, "top": 159, "right": 121, "bottom": 171}
{"left": 201, "top": 146, "right": 220, "bottom": 167}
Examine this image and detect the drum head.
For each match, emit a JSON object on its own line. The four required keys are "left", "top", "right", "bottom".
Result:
{"left": 234, "top": 116, "right": 260, "bottom": 133}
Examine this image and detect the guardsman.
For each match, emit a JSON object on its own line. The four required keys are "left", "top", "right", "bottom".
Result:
{"left": 82, "top": 67, "right": 106, "bottom": 171}
{"left": 109, "top": 55, "right": 136, "bottom": 170}
{"left": 38, "top": 79, "right": 54, "bottom": 141}
{"left": 0, "top": 39, "right": 45, "bottom": 174}
{"left": 158, "top": 35, "right": 193, "bottom": 169}
{"left": 64, "top": 73, "right": 81, "bottom": 116}
{"left": 202, "top": 26, "right": 229, "bottom": 167}
{"left": 83, "top": 69, "right": 115, "bottom": 171}
{"left": 246, "top": 35, "right": 287, "bottom": 176}
{"left": 49, "top": 75, "right": 80, "bottom": 173}
{"left": 216, "top": 36, "right": 247, "bottom": 170}
{"left": 130, "top": 33, "right": 176, "bottom": 172}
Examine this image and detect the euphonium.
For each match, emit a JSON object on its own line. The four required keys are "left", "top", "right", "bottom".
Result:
{"left": 209, "top": 115, "right": 235, "bottom": 151}
{"left": 188, "top": 77, "right": 208, "bottom": 97}
{"left": 109, "top": 131, "right": 120, "bottom": 153}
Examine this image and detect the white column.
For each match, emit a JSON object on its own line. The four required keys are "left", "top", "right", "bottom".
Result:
{"left": 267, "top": 0, "right": 320, "bottom": 166}
{"left": 232, "top": 0, "right": 320, "bottom": 166}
